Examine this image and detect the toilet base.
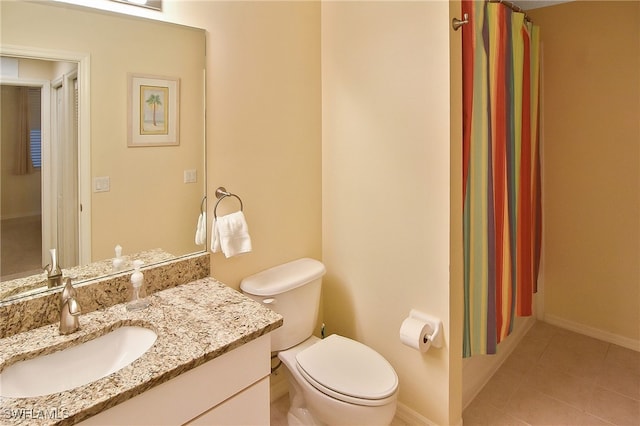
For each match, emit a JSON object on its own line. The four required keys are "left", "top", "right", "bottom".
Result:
{"left": 279, "top": 336, "right": 397, "bottom": 426}
{"left": 287, "top": 408, "right": 319, "bottom": 426}
{"left": 285, "top": 373, "right": 321, "bottom": 426}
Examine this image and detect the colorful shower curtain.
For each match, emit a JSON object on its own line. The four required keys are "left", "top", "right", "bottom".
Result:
{"left": 462, "top": 0, "right": 541, "bottom": 357}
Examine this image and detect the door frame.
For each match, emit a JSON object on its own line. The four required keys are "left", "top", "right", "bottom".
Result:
{"left": 1, "top": 45, "right": 91, "bottom": 265}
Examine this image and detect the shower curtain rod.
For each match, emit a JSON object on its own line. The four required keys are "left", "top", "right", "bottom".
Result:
{"left": 452, "top": 0, "right": 533, "bottom": 31}
{"left": 488, "top": 0, "right": 533, "bottom": 23}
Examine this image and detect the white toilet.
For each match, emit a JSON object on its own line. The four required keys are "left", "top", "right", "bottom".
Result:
{"left": 240, "top": 258, "right": 399, "bottom": 426}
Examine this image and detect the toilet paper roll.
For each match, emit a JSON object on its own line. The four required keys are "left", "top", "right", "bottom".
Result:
{"left": 400, "top": 317, "right": 432, "bottom": 352}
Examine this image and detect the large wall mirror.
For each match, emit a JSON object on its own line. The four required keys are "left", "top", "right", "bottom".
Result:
{"left": 0, "top": 1, "right": 206, "bottom": 302}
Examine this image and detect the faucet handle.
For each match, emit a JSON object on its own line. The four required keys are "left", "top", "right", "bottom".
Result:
{"left": 66, "top": 297, "right": 81, "bottom": 316}
{"left": 60, "top": 277, "right": 77, "bottom": 306}
{"left": 45, "top": 249, "right": 63, "bottom": 288}
{"left": 45, "top": 248, "right": 62, "bottom": 276}
{"left": 59, "top": 296, "right": 81, "bottom": 335}
{"left": 59, "top": 278, "right": 81, "bottom": 335}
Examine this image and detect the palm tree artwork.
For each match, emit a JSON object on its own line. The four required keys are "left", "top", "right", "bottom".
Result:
{"left": 146, "top": 93, "right": 162, "bottom": 127}
{"left": 140, "top": 84, "right": 169, "bottom": 134}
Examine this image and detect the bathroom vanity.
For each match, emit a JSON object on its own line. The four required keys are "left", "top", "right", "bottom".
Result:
{"left": 0, "top": 277, "right": 283, "bottom": 425}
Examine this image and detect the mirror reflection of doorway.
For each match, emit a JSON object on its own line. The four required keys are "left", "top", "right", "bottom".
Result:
{"left": 1, "top": 84, "right": 43, "bottom": 280}
{"left": 1, "top": 57, "right": 79, "bottom": 281}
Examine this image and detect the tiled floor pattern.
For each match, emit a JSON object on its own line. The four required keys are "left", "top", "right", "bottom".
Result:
{"left": 271, "top": 322, "right": 639, "bottom": 425}
{"left": 1, "top": 215, "right": 42, "bottom": 280}
{"left": 270, "top": 396, "right": 289, "bottom": 426}
{"left": 463, "top": 322, "right": 640, "bottom": 425}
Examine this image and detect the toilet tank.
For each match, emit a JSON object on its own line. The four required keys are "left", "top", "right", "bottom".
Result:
{"left": 240, "top": 258, "right": 326, "bottom": 352}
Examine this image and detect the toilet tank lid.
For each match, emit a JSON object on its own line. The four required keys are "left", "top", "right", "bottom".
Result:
{"left": 240, "top": 258, "right": 326, "bottom": 296}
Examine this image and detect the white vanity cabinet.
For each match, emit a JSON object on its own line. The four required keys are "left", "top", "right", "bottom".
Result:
{"left": 80, "top": 334, "right": 271, "bottom": 426}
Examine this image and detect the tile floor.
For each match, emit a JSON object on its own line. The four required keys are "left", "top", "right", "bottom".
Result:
{"left": 463, "top": 322, "right": 640, "bottom": 425}
{"left": 1, "top": 215, "right": 42, "bottom": 280}
{"left": 271, "top": 322, "right": 640, "bottom": 425}
{"left": 270, "top": 395, "right": 289, "bottom": 426}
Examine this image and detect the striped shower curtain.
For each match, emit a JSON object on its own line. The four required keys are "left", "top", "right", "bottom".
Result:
{"left": 462, "top": 0, "right": 541, "bottom": 357}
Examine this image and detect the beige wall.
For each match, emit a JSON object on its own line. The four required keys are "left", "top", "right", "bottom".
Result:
{"left": 205, "top": 1, "right": 322, "bottom": 287}
{"left": 2, "top": 1, "right": 206, "bottom": 262}
{"left": 160, "top": 1, "right": 323, "bottom": 288}
{"left": 529, "top": 2, "right": 640, "bottom": 345}
{"left": 321, "top": 2, "right": 461, "bottom": 423}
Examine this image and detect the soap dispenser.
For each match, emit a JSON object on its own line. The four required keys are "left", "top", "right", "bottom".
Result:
{"left": 127, "top": 260, "right": 150, "bottom": 311}
{"left": 112, "top": 244, "right": 124, "bottom": 271}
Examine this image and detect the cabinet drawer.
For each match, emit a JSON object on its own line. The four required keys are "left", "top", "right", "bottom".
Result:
{"left": 186, "top": 377, "right": 269, "bottom": 425}
{"left": 80, "top": 334, "right": 270, "bottom": 425}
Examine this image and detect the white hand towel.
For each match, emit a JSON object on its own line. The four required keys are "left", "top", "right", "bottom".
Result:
{"left": 195, "top": 213, "right": 203, "bottom": 245}
{"left": 195, "top": 212, "right": 207, "bottom": 245}
{"left": 198, "top": 212, "right": 207, "bottom": 245}
{"left": 210, "top": 211, "right": 252, "bottom": 258}
{"left": 211, "top": 215, "right": 220, "bottom": 253}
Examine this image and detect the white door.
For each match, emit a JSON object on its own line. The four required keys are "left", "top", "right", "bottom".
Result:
{"left": 51, "top": 71, "right": 79, "bottom": 268}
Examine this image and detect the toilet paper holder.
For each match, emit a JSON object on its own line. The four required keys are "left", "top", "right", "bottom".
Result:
{"left": 408, "top": 309, "right": 443, "bottom": 348}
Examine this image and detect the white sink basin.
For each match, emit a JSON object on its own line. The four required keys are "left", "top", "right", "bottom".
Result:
{"left": 0, "top": 326, "right": 157, "bottom": 398}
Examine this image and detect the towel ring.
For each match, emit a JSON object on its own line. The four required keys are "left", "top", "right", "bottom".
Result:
{"left": 213, "top": 187, "right": 244, "bottom": 219}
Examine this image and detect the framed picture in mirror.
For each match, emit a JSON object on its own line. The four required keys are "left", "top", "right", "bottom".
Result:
{"left": 128, "top": 74, "right": 180, "bottom": 147}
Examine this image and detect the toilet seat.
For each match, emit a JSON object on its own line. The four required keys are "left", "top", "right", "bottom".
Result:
{"left": 295, "top": 335, "right": 398, "bottom": 407}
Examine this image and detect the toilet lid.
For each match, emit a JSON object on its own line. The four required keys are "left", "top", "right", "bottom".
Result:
{"left": 295, "top": 335, "right": 398, "bottom": 404}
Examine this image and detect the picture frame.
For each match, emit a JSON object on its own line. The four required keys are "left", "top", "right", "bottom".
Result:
{"left": 128, "top": 74, "right": 180, "bottom": 146}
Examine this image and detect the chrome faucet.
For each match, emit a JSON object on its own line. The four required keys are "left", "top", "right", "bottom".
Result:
{"left": 44, "top": 248, "right": 63, "bottom": 288}
{"left": 59, "top": 277, "right": 81, "bottom": 335}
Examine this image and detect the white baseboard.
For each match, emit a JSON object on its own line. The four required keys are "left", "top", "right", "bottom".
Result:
{"left": 544, "top": 314, "right": 640, "bottom": 352}
{"left": 462, "top": 316, "right": 536, "bottom": 409}
{"left": 394, "top": 402, "right": 436, "bottom": 426}
{"left": 395, "top": 402, "right": 463, "bottom": 426}
{"left": 1, "top": 213, "right": 41, "bottom": 222}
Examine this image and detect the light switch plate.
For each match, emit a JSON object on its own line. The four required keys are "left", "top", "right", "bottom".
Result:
{"left": 184, "top": 169, "right": 197, "bottom": 183}
{"left": 94, "top": 176, "right": 110, "bottom": 192}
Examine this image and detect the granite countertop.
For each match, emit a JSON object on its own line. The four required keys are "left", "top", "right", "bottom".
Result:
{"left": 0, "top": 278, "right": 283, "bottom": 426}
{"left": 1, "top": 249, "right": 175, "bottom": 302}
